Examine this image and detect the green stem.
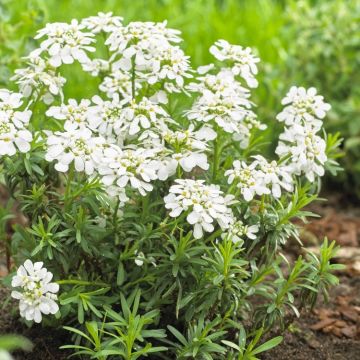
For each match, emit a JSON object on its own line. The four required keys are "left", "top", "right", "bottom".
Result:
{"left": 212, "top": 137, "right": 220, "bottom": 182}
{"left": 64, "top": 164, "right": 74, "bottom": 212}
{"left": 176, "top": 165, "right": 183, "bottom": 179}
{"left": 141, "top": 193, "right": 150, "bottom": 220}
{"left": 113, "top": 197, "right": 121, "bottom": 233}
{"left": 131, "top": 56, "right": 136, "bottom": 100}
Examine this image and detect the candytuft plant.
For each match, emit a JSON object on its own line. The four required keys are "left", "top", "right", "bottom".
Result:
{"left": 1, "top": 13, "right": 342, "bottom": 358}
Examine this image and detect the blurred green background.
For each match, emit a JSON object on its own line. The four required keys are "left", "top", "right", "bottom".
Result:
{"left": 1, "top": 0, "right": 359, "bottom": 195}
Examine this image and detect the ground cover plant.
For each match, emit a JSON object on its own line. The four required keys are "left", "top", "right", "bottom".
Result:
{"left": 0, "top": 10, "right": 345, "bottom": 360}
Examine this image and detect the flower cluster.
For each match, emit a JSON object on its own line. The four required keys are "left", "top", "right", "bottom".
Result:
{"left": 82, "top": 12, "right": 123, "bottom": 34}
{"left": 186, "top": 65, "right": 266, "bottom": 145}
{"left": 225, "top": 157, "right": 293, "bottom": 201}
{"left": 45, "top": 127, "right": 105, "bottom": 174}
{"left": 277, "top": 86, "right": 331, "bottom": 127}
{"left": 158, "top": 125, "right": 216, "bottom": 179}
{"left": 210, "top": 40, "right": 260, "bottom": 88}
{"left": 0, "top": 90, "right": 33, "bottom": 156}
{"left": 31, "top": 20, "right": 95, "bottom": 67}
{"left": 222, "top": 219, "right": 259, "bottom": 244}
{"left": 105, "top": 20, "right": 191, "bottom": 93}
{"left": 11, "top": 260, "right": 59, "bottom": 323}
{"left": 12, "top": 55, "right": 66, "bottom": 104}
{"left": 164, "top": 179, "right": 235, "bottom": 239}
{"left": 275, "top": 86, "right": 331, "bottom": 181}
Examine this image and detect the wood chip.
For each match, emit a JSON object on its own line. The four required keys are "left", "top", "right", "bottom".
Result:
{"left": 310, "top": 318, "right": 336, "bottom": 331}
{"left": 340, "top": 308, "right": 359, "bottom": 322}
{"left": 341, "top": 326, "right": 357, "bottom": 338}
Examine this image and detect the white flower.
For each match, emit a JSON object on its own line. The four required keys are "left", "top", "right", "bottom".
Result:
{"left": 32, "top": 19, "right": 95, "bottom": 67}
{"left": 277, "top": 86, "right": 331, "bottom": 127}
{"left": 82, "top": 58, "right": 110, "bottom": 76}
{"left": 232, "top": 112, "right": 267, "bottom": 148}
{"left": 186, "top": 90, "right": 251, "bottom": 134}
{"left": 46, "top": 99, "right": 91, "bottom": 130}
{"left": 196, "top": 63, "right": 215, "bottom": 75}
{"left": 252, "top": 155, "right": 294, "bottom": 198}
{"left": 146, "top": 46, "right": 192, "bottom": 89}
{"left": 0, "top": 90, "right": 33, "bottom": 156}
{"left": 11, "top": 259, "right": 59, "bottom": 323}
{"left": 0, "top": 122, "right": 33, "bottom": 156}
{"left": 158, "top": 125, "right": 216, "bottom": 179}
{"left": 11, "top": 55, "right": 66, "bottom": 103}
{"left": 210, "top": 40, "right": 259, "bottom": 88}
{"left": 135, "top": 251, "right": 145, "bottom": 266}
{"left": 106, "top": 21, "right": 187, "bottom": 91}
{"left": 87, "top": 94, "right": 125, "bottom": 141}
{"left": 225, "top": 160, "right": 269, "bottom": 201}
{"left": 275, "top": 123, "right": 327, "bottom": 182}
{"left": 82, "top": 12, "right": 123, "bottom": 33}
{"left": 188, "top": 68, "right": 250, "bottom": 99}
{"left": 164, "top": 179, "right": 235, "bottom": 239}
{"left": 45, "top": 127, "right": 105, "bottom": 174}
{"left": 99, "top": 69, "right": 137, "bottom": 98}
{"left": 106, "top": 21, "right": 181, "bottom": 55}
{"left": 99, "top": 146, "right": 161, "bottom": 196}
{"left": 222, "top": 220, "right": 259, "bottom": 243}
{"left": 134, "top": 251, "right": 156, "bottom": 267}
{"left": 120, "top": 97, "right": 170, "bottom": 136}
{"left": 0, "top": 90, "right": 32, "bottom": 128}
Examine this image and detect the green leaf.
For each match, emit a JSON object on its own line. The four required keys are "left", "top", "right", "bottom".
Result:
{"left": 252, "top": 336, "right": 283, "bottom": 355}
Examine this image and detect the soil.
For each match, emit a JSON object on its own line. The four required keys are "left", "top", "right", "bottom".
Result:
{"left": 1, "top": 191, "right": 359, "bottom": 359}
{"left": 263, "top": 275, "right": 360, "bottom": 360}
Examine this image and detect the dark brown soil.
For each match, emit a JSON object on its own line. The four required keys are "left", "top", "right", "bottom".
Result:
{"left": 263, "top": 275, "right": 360, "bottom": 360}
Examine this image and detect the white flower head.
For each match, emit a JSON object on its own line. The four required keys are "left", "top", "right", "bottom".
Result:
{"left": 46, "top": 99, "right": 92, "bottom": 131}
{"left": 82, "top": 58, "right": 110, "bottom": 76}
{"left": 222, "top": 219, "right": 259, "bottom": 244}
{"left": 158, "top": 125, "right": 216, "bottom": 179}
{"left": 12, "top": 55, "right": 66, "bottom": 103}
{"left": 106, "top": 20, "right": 182, "bottom": 55}
{"left": 275, "top": 123, "right": 327, "bottom": 182}
{"left": 188, "top": 68, "right": 250, "bottom": 99}
{"left": 252, "top": 155, "right": 294, "bottom": 198}
{"left": 0, "top": 122, "right": 33, "bottom": 156}
{"left": 99, "top": 146, "right": 161, "bottom": 196}
{"left": 210, "top": 40, "right": 259, "bottom": 88}
{"left": 82, "top": 12, "right": 123, "bottom": 33}
{"left": 99, "top": 69, "right": 138, "bottom": 98}
{"left": 0, "top": 90, "right": 33, "bottom": 156}
{"left": 146, "top": 45, "right": 192, "bottom": 90}
{"left": 232, "top": 112, "right": 267, "bottom": 149}
{"left": 277, "top": 86, "right": 331, "bottom": 127}
{"left": 32, "top": 19, "right": 95, "bottom": 67}
{"left": 11, "top": 259, "right": 59, "bottom": 323}
{"left": 164, "top": 179, "right": 235, "bottom": 239}
{"left": 0, "top": 89, "right": 32, "bottom": 128}
{"left": 186, "top": 90, "right": 251, "bottom": 134}
{"left": 120, "top": 97, "right": 171, "bottom": 136}
{"left": 225, "top": 160, "right": 269, "bottom": 201}
{"left": 87, "top": 94, "right": 127, "bottom": 142}
{"left": 45, "top": 127, "right": 105, "bottom": 174}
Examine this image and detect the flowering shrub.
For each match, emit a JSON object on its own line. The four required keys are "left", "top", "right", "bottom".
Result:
{"left": 1, "top": 13, "right": 343, "bottom": 359}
